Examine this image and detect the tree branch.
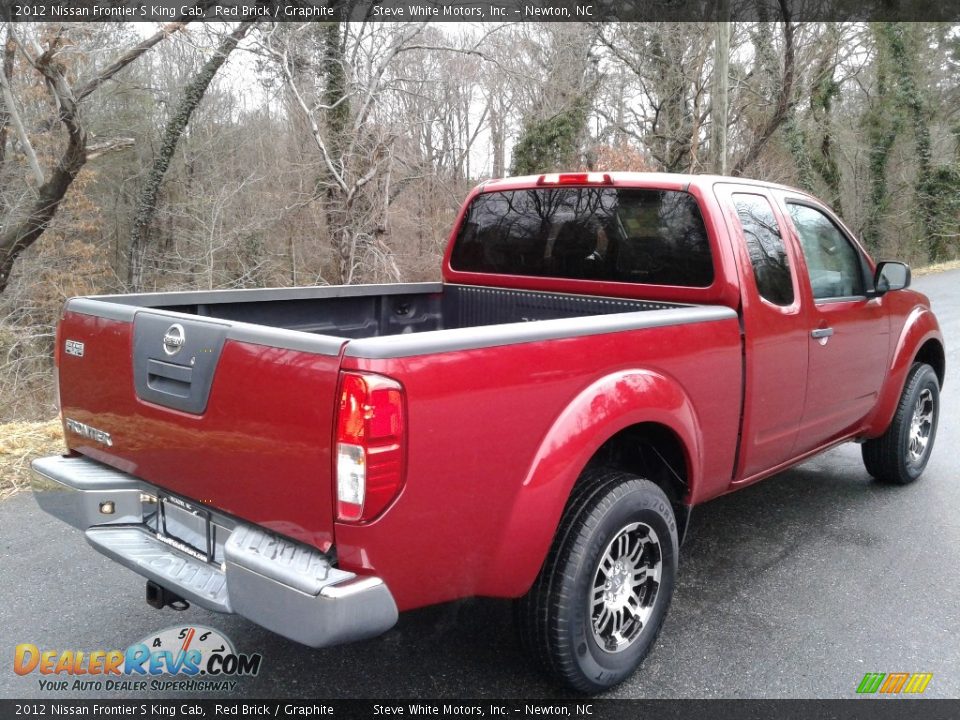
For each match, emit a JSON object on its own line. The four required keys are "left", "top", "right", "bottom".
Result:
{"left": 76, "top": 20, "right": 190, "bottom": 102}
{"left": 0, "top": 20, "right": 190, "bottom": 293}
{"left": 0, "top": 50, "right": 43, "bottom": 185}
{"left": 128, "top": 18, "right": 257, "bottom": 290}
{"left": 731, "top": 0, "right": 795, "bottom": 176}
{"left": 86, "top": 137, "right": 135, "bottom": 160}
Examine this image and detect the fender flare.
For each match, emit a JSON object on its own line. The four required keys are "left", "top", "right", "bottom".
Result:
{"left": 864, "top": 307, "right": 944, "bottom": 437}
{"left": 479, "top": 368, "right": 701, "bottom": 598}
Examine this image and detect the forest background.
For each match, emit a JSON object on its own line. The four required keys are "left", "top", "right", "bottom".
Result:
{"left": 0, "top": 17, "right": 957, "bottom": 431}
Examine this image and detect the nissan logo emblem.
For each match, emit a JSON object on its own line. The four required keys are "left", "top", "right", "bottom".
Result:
{"left": 162, "top": 324, "right": 186, "bottom": 356}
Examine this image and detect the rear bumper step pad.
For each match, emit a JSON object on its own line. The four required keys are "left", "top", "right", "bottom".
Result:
{"left": 87, "top": 526, "right": 231, "bottom": 612}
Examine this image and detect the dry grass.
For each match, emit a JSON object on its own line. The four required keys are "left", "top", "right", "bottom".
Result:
{"left": 0, "top": 419, "right": 65, "bottom": 500}
{"left": 913, "top": 259, "right": 960, "bottom": 277}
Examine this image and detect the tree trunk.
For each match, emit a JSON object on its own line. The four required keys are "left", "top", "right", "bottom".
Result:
{"left": 885, "top": 26, "right": 938, "bottom": 260}
{"left": 0, "top": 135, "right": 86, "bottom": 292}
{"left": 0, "top": 37, "right": 15, "bottom": 199}
{"left": 862, "top": 23, "right": 901, "bottom": 253}
{"left": 321, "top": 22, "right": 352, "bottom": 284}
{"left": 128, "top": 20, "right": 256, "bottom": 291}
{"left": 711, "top": 12, "right": 730, "bottom": 174}
{"left": 490, "top": 98, "right": 504, "bottom": 178}
{"left": 0, "top": 21, "right": 190, "bottom": 294}
{"left": 731, "top": 0, "right": 795, "bottom": 176}
{"left": 786, "top": 26, "right": 843, "bottom": 212}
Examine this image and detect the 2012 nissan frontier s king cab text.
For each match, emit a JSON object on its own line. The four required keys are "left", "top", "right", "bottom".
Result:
{"left": 33, "top": 172, "right": 944, "bottom": 693}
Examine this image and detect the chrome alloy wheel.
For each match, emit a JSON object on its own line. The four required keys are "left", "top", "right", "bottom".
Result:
{"left": 907, "top": 388, "right": 935, "bottom": 466}
{"left": 590, "top": 522, "right": 662, "bottom": 653}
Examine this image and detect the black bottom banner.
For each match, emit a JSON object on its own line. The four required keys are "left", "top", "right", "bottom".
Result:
{"left": 2, "top": 699, "right": 960, "bottom": 720}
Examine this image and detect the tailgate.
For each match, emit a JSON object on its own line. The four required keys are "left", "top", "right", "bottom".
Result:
{"left": 56, "top": 305, "right": 345, "bottom": 551}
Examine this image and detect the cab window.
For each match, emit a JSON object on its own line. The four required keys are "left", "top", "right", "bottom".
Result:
{"left": 787, "top": 203, "right": 865, "bottom": 300}
{"left": 733, "top": 193, "right": 794, "bottom": 306}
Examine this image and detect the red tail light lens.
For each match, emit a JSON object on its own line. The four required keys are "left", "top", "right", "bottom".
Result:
{"left": 54, "top": 320, "right": 63, "bottom": 421}
{"left": 335, "top": 372, "right": 406, "bottom": 523}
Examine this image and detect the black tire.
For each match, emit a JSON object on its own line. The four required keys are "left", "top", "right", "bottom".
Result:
{"left": 862, "top": 362, "right": 940, "bottom": 485}
{"left": 515, "top": 469, "right": 678, "bottom": 694}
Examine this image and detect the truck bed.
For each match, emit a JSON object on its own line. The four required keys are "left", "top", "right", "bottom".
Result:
{"left": 56, "top": 280, "right": 738, "bottom": 559}
{"left": 75, "top": 282, "right": 682, "bottom": 339}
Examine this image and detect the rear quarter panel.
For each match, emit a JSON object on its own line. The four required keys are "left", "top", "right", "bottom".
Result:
{"left": 336, "top": 316, "right": 742, "bottom": 610}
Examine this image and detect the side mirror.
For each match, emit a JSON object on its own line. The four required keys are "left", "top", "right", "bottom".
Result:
{"left": 873, "top": 261, "right": 911, "bottom": 295}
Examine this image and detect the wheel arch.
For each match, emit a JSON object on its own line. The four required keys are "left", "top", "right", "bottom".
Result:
{"left": 914, "top": 337, "right": 945, "bottom": 388}
{"left": 864, "top": 307, "right": 944, "bottom": 437}
{"left": 479, "top": 369, "right": 700, "bottom": 598}
{"left": 584, "top": 423, "right": 692, "bottom": 541}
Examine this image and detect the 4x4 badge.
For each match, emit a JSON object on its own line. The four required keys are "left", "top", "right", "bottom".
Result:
{"left": 64, "top": 339, "right": 84, "bottom": 358}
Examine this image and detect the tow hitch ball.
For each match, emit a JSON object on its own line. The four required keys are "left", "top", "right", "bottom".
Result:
{"left": 146, "top": 580, "right": 190, "bottom": 611}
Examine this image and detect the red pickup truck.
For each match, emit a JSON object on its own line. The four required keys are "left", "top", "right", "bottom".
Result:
{"left": 33, "top": 173, "right": 944, "bottom": 692}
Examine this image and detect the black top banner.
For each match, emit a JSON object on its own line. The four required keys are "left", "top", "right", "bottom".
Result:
{"left": 2, "top": 0, "right": 959, "bottom": 22}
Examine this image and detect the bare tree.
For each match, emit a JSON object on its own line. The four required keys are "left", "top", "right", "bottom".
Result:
{"left": 128, "top": 20, "right": 258, "bottom": 291}
{"left": 596, "top": 23, "right": 713, "bottom": 171}
{"left": 730, "top": 0, "right": 795, "bottom": 175}
{"left": 263, "top": 22, "right": 430, "bottom": 284}
{"left": 0, "top": 20, "right": 191, "bottom": 293}
{"left": 512, "top": 24, "right": 599, "bottom": 174}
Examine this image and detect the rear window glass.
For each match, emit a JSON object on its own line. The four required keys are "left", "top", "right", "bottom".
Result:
{"left": 449, "top": 187, "right": 714, "bottom": 287}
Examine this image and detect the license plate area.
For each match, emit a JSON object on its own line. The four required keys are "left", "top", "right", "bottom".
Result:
{"left": 157, "top": 495, "right": 213, "bottom": 563}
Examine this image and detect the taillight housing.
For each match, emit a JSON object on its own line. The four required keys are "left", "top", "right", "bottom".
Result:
{"left": 53, "top": 319, "right": 62, "bottom": 421}
{"left": 335, "top": 372, "right": 406, "bottom": 523}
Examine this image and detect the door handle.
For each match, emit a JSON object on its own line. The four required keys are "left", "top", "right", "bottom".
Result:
{"left": 811, "top": 327, "right": 834, "bottom": 340}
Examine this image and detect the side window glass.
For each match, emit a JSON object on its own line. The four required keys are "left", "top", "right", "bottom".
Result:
{"left": 787, "top": 204, "right": 865, "bottom": 300}
{"left": 733, "top": 193, "right": 794, "bottom": 306}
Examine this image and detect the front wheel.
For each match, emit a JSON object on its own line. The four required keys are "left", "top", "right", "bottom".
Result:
{"left": 862, "top": 362, "right": 940, "bottom": 484}
{"left": 515, "top": 470, "right": 678, "bottom": 693}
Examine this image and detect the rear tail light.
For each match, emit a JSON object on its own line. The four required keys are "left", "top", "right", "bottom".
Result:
{"left": 536, "top": 172, "right": 613, "bottom": 186}
{"left": 335, "top": 372, "right": 406, "bottom": 523}
{"left": 54, "top": 364, "right": 61, "bottom": 423}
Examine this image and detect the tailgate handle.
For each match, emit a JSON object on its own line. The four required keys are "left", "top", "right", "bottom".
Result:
{"left": 147, "top": 359, "right": 193, "bottom": 398}
{"left": 133, "top": 313, "right": 227, "bottom": 414}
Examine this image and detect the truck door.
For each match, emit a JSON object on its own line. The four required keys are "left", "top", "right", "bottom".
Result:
{"left": 780, "top": 199, "right": 890, "bottom": 452}
{"left": 715, "top": 185, "right": 809, "bottom": 482}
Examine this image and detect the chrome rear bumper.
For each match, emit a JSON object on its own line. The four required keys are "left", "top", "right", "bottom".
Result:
{"left": 31, "top": 454, "right": 397, "bottom": 648}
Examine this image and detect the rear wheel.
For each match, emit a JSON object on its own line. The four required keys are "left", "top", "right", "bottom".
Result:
{"left": 862, "top": 362, "right": 940, "bottom": 484}
{"left": 515, "top": 469, "right": 678, "bottom": 693}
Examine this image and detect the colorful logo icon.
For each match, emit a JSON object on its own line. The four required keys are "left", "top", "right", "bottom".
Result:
{"left": 856, "top": 672, "right": 933, "bottom": 695}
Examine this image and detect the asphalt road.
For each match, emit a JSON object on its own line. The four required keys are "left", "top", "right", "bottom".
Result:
{"left": 2, "top": 270, "right": 958, "bottom": 700}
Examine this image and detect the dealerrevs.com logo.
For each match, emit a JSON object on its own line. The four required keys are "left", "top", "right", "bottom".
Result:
{"left": 14, "top": 625, "right": 263, "bottom": 692}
